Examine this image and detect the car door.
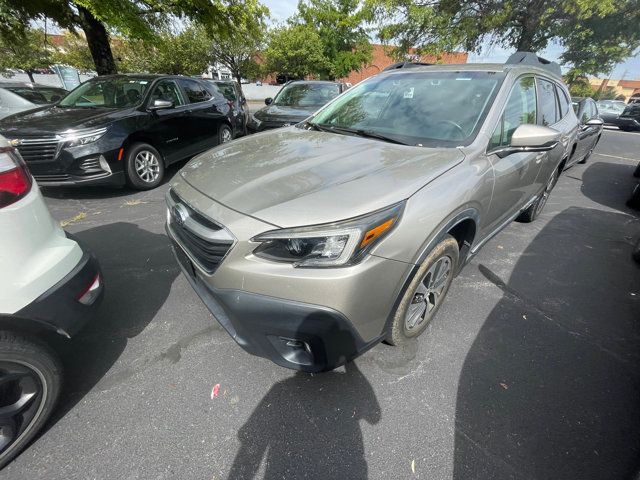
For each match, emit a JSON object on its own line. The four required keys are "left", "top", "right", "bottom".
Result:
{"left": 579, "top": 99, "right": 601, "bottom": 157}
{"left": 484, "top": 76, "right": 542, "bottom": 231}
{"left": 533, "top": 77, "right": 564, "bottom": 180}
{"left": 178, "top": 79, "right": 226, "bottom": 153}
{"left": 141, "top": 79, "right": 192, "bottom": 164}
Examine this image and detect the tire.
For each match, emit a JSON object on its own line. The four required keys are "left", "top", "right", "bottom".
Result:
{"left": 627, "top": 183, "right": 640, "bottom": 210}
{"left": 619, "top": 126, "right": 631, "bottom": 132}
{"left": 124, "top": 142, "right": 165, "bottom": 190}
{"left": 517, "top": 167, "right": 559, "bottom": 223}
{"left": 0, "top": 331, "right": 62, "bottom": 469}
{"left": 633, "top": 162, "right": 640, "bottom": 178}
{"left": 387, "top": 235, "right": 459, "bottom": 346}
{"left": 218, "top": 124, "right": 233, "bottom": 145}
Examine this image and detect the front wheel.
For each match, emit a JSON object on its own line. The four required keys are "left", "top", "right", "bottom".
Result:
{"left": 125, "top": 143, "right": 165, "bottom": 190}
{"left": 0, "top": 331, "right": 62, "bottom": 469}
{"left": 387, "top": 235, "right": 459, "bottom": 345}
{"left": 517, "top": 167, "right": 559, "bottom": 223}
{"left": 219, "top": 124, "right": 233, "bottom": 145}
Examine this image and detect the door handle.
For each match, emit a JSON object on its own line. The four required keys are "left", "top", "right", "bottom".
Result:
{"left": 535, "top": 153, "right": 545, "bottom": 164}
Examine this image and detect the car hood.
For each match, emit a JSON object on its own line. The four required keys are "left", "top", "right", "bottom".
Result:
{"left": 254, "top": 104, "right": 318, "bottom": 123}
{"left": 179, "top": 127, "right": 465, "bottom": 227}
{"left": 0, "top": 105, "right": 128, "bottom": 136}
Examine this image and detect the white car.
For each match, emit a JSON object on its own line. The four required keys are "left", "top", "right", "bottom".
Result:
{"left": 0, "top": 83, "right": 67, "bottom": 120}
{"left": 0, "top": 135, "right": 102, "bottom": 468}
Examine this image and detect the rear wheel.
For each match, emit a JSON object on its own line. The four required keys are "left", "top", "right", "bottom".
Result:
{"left": 125, "top": 143, "right": 165, "bottom": 190}
{"left": 517, "top": 167, "right": 559, "bottom": 223}
{"left": 0, "top": 331, "right": 61, "bottom": 469}
{"left": 633, "top": 162, "right": 640, "bottom": 178}
{"left": 387, "top": 235, "right": 459, "bottom": 345}
{"left": 619, "top": 126, "right": 632, "bottom": 132}
{"left": 627, "top": 183, "right": 640, "bottom": 210}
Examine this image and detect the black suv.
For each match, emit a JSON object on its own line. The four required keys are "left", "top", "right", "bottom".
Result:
{"left": 204, "top": 79, "right": 249, "bottom": 137}
{"left": 247, "top": 80, "right": 348, "bottom": 133}
{"left": 618, "top": 103, "right": 640, "bottom": 131}
{"left": 0, "top": 75, "right": 239, "bottom": 190}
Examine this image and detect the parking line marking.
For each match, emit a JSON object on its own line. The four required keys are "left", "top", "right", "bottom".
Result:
{"left": 593, "top": 152, "right": 639, "bottom": 163}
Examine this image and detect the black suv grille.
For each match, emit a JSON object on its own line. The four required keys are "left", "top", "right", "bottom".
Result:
{"left": 15, "top": 138, "right": 59, "bottom": 163}
{"left": 168, "top": 190, "right": 234, "bottom": 274}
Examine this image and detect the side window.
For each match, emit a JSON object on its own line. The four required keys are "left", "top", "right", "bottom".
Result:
{"left": 489, "top": 77, "right": 537, "bottom": 150}
{"left": 556, "top": 85, "right": 570, "bottom": 118}
{"left": 589, "top": 100, "right": 598, "bottom": 118}
{"left": 179, "top": 79, "right": 212, "bottom": 104}
{"left": 580, "top": 102, "right": 590, "bottom": 124}
{"left": 149, "top": 80, "right": 185, "bottom": 107}
{"left": 537, "top": 78, "right": 559, "bottom": 126}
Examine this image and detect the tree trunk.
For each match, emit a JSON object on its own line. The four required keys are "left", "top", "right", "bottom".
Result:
{"left": 76, "top": 5, "right": 117, "bottom": 75}
{"left": 27, "top": 70, "right": 35, "bottom": 83}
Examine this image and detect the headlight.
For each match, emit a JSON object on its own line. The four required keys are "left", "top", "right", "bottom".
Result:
{"left": 251, "top": 202, "right": 404, "bottom": 267}
{"left": 62, "top": 127, "right": 108, "bottom": 147}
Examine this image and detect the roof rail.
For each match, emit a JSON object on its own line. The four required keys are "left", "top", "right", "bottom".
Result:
{"left": 382, "top": 61, "right": 433, "bottom": 72}
{"left": 505, "top": 51, "right": 561, "bottom": 77}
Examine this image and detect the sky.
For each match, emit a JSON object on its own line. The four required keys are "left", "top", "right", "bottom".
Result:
{"left": 260, "top": 0, "right": 640, "bottom": 80}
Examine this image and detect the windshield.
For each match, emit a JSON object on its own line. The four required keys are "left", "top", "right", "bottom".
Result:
{"left": 58, "top": 78, "right": 151, "bottom": 108}
{"left": 6, "top": 86, "right": 67, "bottom": 104}
{"left": 310, "top": 71, "right": 503, "bottom": 147}
{"left": 598, "top": 101, "right": 625, "bottom": 113}
{"left": 274, "top": 83, "right": 340, "bottom": 108}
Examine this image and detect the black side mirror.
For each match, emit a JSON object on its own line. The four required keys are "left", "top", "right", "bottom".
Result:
{"left": 265, "top": 97, "right": 273, "bottom": 105}
{"left": 149, "top": 99, "right": 174, "bottom": 110}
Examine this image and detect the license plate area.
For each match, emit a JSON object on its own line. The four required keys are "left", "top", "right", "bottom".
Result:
{"left": 173, "top": 242, "right": 196, "bottom": 278}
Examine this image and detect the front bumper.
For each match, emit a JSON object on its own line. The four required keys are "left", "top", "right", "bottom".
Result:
{"left": 35, "top": 171, "right": 125, "bottom": 187}
{"left": 169, "top": 237, "right": 380, "bottom": 372}
{"left": 15, "top": 245, "right": 104, "bottom": 337}
{"left": 617, "top": 117, "right": 640, "bottom": 129}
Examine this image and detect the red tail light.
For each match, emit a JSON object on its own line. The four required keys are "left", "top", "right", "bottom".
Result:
{"left": 0, "top": 146, "right": 32, "bottom": 208}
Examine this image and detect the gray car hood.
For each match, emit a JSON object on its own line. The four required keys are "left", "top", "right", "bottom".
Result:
{"left": 180, "top": 127, "right": 464, "bottom": 228}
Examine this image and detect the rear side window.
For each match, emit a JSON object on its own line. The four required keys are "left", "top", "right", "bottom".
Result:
{"left": 216, "top": 83, "right": 237, "bottom": 102}
{"left": 537, "top": 78, "right": 559, "bottom": 125}
{"left": 489, "top": 76, "right": 537, "bottom": 150}
{"left": 556, "top": 85, "right": 571, "bottom": 118}
{"left": 179, "top": 79, "right": 212, "bottom": 104}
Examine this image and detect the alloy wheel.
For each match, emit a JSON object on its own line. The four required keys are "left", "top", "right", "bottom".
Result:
{"left": 0, "top": 361, "right": 45, "bottom": 456}
{"left": 221, "top": 128, "right": 232, "bottom": 144}
{"left": 134, "top": 150, "right": 160, "bottom": 183}
{"left": 535, "top": 169, "right": 558, "bottom": 216}
{"left": 405, "top": 255, "right": 452, "bottom": 330}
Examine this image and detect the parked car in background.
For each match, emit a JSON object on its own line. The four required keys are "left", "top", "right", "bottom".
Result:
{"left": 0, "top": 82, "right": 67, "bottom": 120}
{"left": 568, "top": 97, "right": 603, "bottom": 167}
{"left": 247, "top": 80, "right": 349, "bottom": 133}
{"left": 204, "top": 79, "right": 248, "bottom": 137}
{"left": 0, "top": 75, "right": 236, "bottom": 190}
{"left": 166, "top": 53, "right": 578, "bottom": 372}
{"left": 617, "top": 102, "right": 640, "bottom": 131}
{"left": 596, "top": 100, "right": 627, "bottom": 126}
{"left": 0, "top": 134, "right": 102, "bottom": 468}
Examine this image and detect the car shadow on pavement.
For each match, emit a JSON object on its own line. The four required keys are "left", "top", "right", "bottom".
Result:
{"left": 47, "top": 221, "right": 179, "bottom": 425}
{"left": 452, "top": 204, "right": 640, "bottom": 479}
{"left": 227, "top": 325, "right": 381, "bottom": 480}
{"left": 580, "top": 160, "right": 638, "bottom": 211}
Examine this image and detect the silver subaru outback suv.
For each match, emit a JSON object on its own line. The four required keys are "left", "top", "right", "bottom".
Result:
{"left": 166, "top": 52, "right": 578, "bottom": 372}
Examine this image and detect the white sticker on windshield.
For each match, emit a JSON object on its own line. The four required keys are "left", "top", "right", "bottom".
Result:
{"left": 403, "top": 87, "right": 414, "bottom": 99}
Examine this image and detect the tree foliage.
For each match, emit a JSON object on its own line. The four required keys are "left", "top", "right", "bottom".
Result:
{"left": 208, "top": 0, "right": 269, "bottom": 83}
{"left": 366, "top": 0, "right": 640, "bottom": 76}
{"left": 295, "top": 0, "right": 373, "bottom": 79}
{"left": 0, "top": 0, "right": 267, "bottom": 75}
{"left": 263, "top": 25, "right": 329, "bottom": 79}
{"left": 0, "top": 27, "right": 51, "bottom": 82}
{"left": 51, "top": 31, "right": 95, "bottom": 72}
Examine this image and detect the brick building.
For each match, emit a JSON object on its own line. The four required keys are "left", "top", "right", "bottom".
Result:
{"left": 339, "top": 45, "right": 468, "bottom": 84}
{"left": 588, "top": 77, "right": 640, "bottom": 101}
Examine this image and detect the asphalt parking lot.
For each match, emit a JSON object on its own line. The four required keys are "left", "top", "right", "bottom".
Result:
{"left": 3, "top": 128, "right": 640, "bottom": 479}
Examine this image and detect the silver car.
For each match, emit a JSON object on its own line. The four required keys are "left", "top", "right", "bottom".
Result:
{"left": 0, "top": 82, "right": 67, "bottom": 119}
{"left": 166, "top": 53, "right": 579, "bottom": 372}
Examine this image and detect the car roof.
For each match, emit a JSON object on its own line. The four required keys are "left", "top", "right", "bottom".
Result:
{"left": 0, "top": 82, "right": 66, "bottom": 89}
{"left": 288, "top": 80, "right": 343, "bottom": 85}
{"left": 83, "top": 74, "right": 191, "bottom": 82}
{"left": 381, "top": 62, "right": 564, "bottom": 80}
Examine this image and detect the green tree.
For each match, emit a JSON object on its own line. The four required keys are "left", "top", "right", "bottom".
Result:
{"left": 366, "top": 0, "right": 640, "bottom": 76}
{"left": 0, "top": 0, "right": 266, "bottom": 76}
{"left": 51, "top": 31, "right": 95, "bottom": 72}
{"left": 208, "top": 0, "right": 269, "bottom": 84}
{"left": 263, "top": 24, "right": 328, "bottom": 78}
{"left": 117, "top": 26, "right": 213, "bottom": 75}
{"left": 295, "top": 0, "right": 373, "bottom": 80}
{"left": 0, "top": 28, "right": 51, "bottom": 82}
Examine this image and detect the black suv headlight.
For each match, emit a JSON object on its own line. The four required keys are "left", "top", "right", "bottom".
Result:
{"left": 61, "top": 127, "right": 108, "bottom": 147}
{"left": 251, "top": 202, "right": 404, "bottom": 267}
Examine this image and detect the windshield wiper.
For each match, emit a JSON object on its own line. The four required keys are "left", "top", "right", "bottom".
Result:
{"left": 311, "top": 123, "right": 409, "bottom": 145}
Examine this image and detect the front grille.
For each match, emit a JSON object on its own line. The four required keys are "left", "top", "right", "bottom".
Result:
{"left": 34, "top": 173, "right": 71, "bottom": 183}
{"left": 15, "top": 138, "right": 59, "bottom": 164}
{"left": 167, "top": 190, "right": 234, "bottom": 274}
